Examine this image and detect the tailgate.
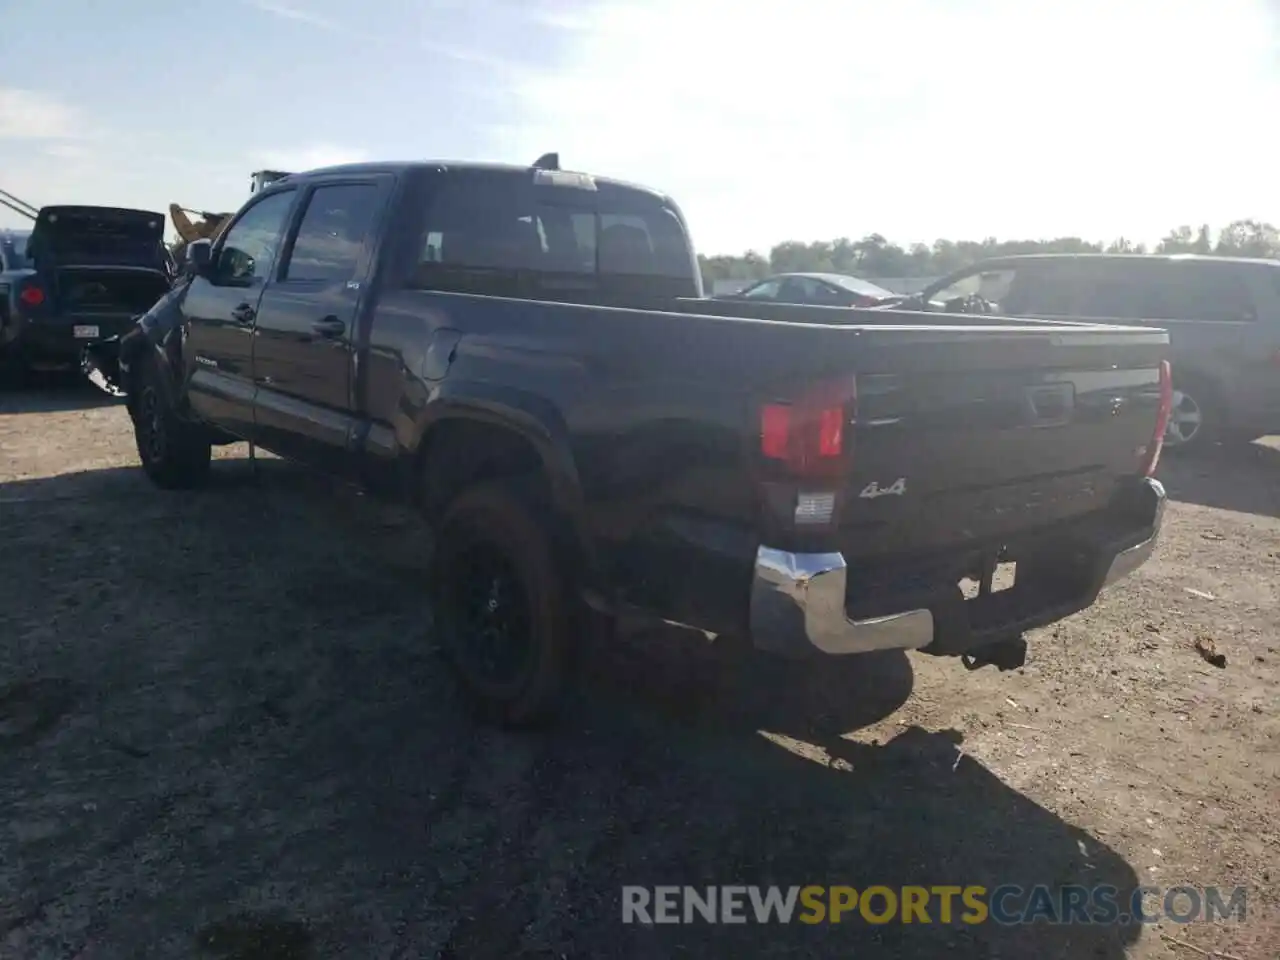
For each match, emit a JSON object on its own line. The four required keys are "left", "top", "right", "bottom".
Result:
{"left": 836, "top": 326, "right": 1168, "bottom": 560}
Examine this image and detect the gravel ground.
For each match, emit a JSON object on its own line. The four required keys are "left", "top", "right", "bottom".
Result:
{"left": 1, "top": 377, "right": 1276, "bottom": 960}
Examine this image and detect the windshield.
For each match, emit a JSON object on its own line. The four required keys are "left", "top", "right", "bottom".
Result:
{"left": 408, "top": 171, "right": 697, "bottom": 297}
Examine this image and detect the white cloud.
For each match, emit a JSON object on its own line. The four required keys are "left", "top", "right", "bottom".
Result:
{"left": 0, "top": 88, "right": 83, "bottom": 141}
{"left": 242, "top": 0, "right": 341, "bottom": 31}
{"left": 500, "top": 0, "right": 1280, "bottom": 253}
{"left": 241, "top": 0, "right": 520, "bottom": 69}
{"left": 42, "top": 142, "right": 93, "bottom": 162}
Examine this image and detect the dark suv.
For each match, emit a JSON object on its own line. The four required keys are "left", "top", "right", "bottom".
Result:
{"left": 909, "top": 254, "right": 1280, "bottom": 451}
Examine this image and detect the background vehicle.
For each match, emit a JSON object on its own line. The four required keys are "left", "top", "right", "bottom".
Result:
{"left": 92, "top": 157, "right": 1172, "bottom": 727}
{"left": 899, "top": 253, "right": 1280, "bottom": 451}
{"left": 717, "top": 271, "right": 900, "bottom": 307}
{"left": 1, "top": 229, "right": 30, "bottom": 271}
{"left": 1, "top": 206, "right": 173, "bottom": 379}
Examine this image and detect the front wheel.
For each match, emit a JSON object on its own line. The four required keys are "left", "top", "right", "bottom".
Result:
{"left": 134, "top": 360, "right": 211, "bottom": 489}
{"left": 431, "top": 479, "right": 574, "bottom": 728}
{"left": 1162, "top": 377, "right": 1223, "bottom": 454}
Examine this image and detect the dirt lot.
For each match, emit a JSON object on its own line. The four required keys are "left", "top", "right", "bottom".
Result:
{"left": 1, "top": 378, "right": 1276, "bottom": 960}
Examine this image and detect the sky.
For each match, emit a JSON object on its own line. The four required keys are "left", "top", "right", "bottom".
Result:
{"left": 2, "top": 0, "right": 1279, "bottom": 255}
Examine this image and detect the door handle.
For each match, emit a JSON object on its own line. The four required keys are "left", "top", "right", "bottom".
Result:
{"left": 311, "top": 317, "right": 346, "bottom": 338}
{"left": 231, "top": 303, "right": 256, "bottom": 325}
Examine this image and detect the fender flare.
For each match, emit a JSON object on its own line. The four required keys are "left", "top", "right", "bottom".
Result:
{"left": 411, "top": 381, "right": 599, "bottom": 577}
{"left": 121, "top": 285, "right": 191, "bottom": 410}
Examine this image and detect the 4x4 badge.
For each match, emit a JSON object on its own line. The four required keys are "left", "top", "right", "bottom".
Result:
{"left": 859, "top": 478, "right": 906, "bottom": 499}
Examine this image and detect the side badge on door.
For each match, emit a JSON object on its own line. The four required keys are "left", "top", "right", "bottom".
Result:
{"left": 859, "top": 478, "right": 906, "bottom": 499}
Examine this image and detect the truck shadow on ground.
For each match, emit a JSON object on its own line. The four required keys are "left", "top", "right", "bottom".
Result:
{"left": 0, "top": 374, "right": 124, "bottom": 414}
{"left": 1156, "top": 439, "right": 1280, "bottom": 517}
{"left": 0, "top": 462, "right": 1142, "bottom": 959}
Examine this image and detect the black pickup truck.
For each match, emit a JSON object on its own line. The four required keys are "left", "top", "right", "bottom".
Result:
{"left": 85, "top": 158, "right": 1173, "bottom": 726}
{"left": 1, "top": 206, "right": 174, "bottom": 379}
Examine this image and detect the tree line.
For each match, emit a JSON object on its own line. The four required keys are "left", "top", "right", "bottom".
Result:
{"left": 697, "top": 219, "right": 1280, "bottom": 286}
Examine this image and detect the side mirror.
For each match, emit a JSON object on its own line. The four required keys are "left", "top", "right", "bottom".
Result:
{"left": 186, "top": 239, "right": 213, "bottom": 277}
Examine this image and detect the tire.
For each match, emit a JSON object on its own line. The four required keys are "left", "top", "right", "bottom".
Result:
{"left": 431, "top": 478, "right": 575, "bottom": 728}
{"left": 1162, "top": 374, "right": 1223, "bottom": 455}
{"left": 133, "top": 358, "right": 211, "bottom": 489}
{"left": 0, "top": 348, "right": 26, "bottom": 390}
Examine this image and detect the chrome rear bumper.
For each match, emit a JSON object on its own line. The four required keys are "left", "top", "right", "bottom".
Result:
{"left": 750, "top": 549, "right": 935, "bottom": 656}
{"left": 1100, "top": 480, "right": 1166, "bottom": 587}
{"left": 749, "top": 477, "right": 1166, "bottom": 658}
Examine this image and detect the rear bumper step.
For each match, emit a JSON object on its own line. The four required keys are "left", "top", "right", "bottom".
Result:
{"left": 5, "top": 313, "right": 140, "bottom": 364}
{"left": 750, "top": 477, "right": 1166, "bottom": 658}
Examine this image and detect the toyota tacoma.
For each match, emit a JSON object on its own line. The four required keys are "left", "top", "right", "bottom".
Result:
{"left": 86, "top": 156, "right": 1173, "bottom": 726}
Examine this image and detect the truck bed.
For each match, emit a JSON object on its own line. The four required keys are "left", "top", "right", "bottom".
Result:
{"left": 364, "top": 289, "right": 1167, "bottom": 571}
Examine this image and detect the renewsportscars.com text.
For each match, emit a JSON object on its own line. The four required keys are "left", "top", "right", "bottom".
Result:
{"left": 621, "top": 885, "right": 1247, "bottom": 926}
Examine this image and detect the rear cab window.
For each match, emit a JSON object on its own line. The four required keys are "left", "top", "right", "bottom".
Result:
{"left": 407, "top": 169, "right": 699, "bottom": 299}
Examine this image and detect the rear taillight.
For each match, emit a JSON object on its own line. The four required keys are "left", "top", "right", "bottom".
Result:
{"left": 759, "top": 375, "right": 856, "bottom": 479}
{"left": 18, "top": 285, "right": 45, "bottom": 307}
{"left": 1138, "top": 359, "right": 1172, "bottom": 477}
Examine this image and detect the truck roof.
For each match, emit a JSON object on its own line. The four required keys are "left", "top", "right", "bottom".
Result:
{"left": 273, "top": 160, "right": 672, "bottom": 203}
{"left": 970, "top": 252, "right": 1280, "bottom": 269}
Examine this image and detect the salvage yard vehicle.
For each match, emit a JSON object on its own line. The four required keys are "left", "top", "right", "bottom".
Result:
{"left": 86, "top": 155, "right": 1174, "bottom": 727}
{"left": 895, "top": 253, "right": 1280, "bottom": 452}
{"left": 1, "top": 205, "right": 173, "bottom": 380}
{"left": 1, "top": 228, "right": 30, "bottom": 272}
{"left": 715, "top": 272, "right": 900, "bottom": 307}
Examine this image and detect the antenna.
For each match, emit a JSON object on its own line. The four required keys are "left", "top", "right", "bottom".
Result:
{"left": 0, "top": 188, "right": 38, "bottom": 221}
{"left": 532, "top": 152, "right": 560, "bottom": 171}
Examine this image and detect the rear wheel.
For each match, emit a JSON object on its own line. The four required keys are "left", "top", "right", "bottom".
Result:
{"left": 1162, "top": 376, "right": 1222, "bottom": 454}
{"left": 0, "top": 348, "right": 26, "bottom": 389}
{"left": 134, "top": 359, "right": 211, "bottom": 488}
{"left": 431, "top": 479, "right": 574, "bottom": 727}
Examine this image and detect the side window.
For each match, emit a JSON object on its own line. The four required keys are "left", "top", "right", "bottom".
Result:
{"left": 784, "top": 277, "right": 840, "bottom": 303}
{"left": 1003, "top": 267, "right": 1078, "bottom": 316}
{"left": 215, "top": 191, "right": 295, "bottom": 284}
{"left": 808, "top": 282, "right": 845, "bottom": 304}
{"left": 1074, "top": 264, "right": 1164, "bottom": 320}
{"left": 422, "top": 231, "right": 444, "bottom": 262}
{"left": 281, "top": 183, "right": 382, "bottom": 283}
{"left": 1165, "top": 264, "right": 1257, "bottom": 322}
{"left": 742, "top": 279, "right": 782, "bottom": 300}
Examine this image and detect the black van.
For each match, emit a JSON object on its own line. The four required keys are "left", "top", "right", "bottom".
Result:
{"left": 908, "top": 253, "right": 1280, "bottom": 451}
